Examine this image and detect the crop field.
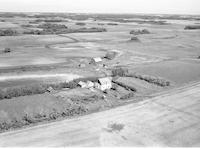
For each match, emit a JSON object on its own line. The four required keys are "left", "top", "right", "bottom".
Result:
{"left": 0, "top": 13, "right": 200, "bottom": 132}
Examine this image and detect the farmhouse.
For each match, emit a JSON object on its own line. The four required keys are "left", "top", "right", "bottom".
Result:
{"left": 97, "top": 77, "right": 112, "bottom": 91}
{"left": 86, "top": 81, "right": 94, "bottom": 88}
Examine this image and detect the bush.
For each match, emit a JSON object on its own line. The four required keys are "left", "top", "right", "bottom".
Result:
{"left": 111, "top": 83, "right": 118, "bottom": 90}
{"left": 130, "top": 36, "right": 140, "bottom": 41}
{"left": 0, "top": 29, "right": 18, "bottom": 36}
{"left": 104, "top": 51, "right": 117, "bottom": 60}
{"left": 98, "top": 23, "right": 105, "bottom": 25}
{"left": 76, "top": 27, "right": 107, "bottom": 33}
{"left": 112, "top": 67, "right": 129, "bottom": 77}
{"left": 107, "top": 23, "right": 118, "bottom": 25}
{"left": 0, "top": 77, "right": 99, "bottom": 100}
{"left": 130, "top": 29, "right": 150, "bottom": 35}
{"left": 21, "top": 24, "right": 34, "bottom": 28}
{"left": 37, "top": 23, "right": 68, "bottom": 29}
{"left": 24, "top": 24, "right": 107, "bottom": 35}
{"left": 184, "top": 25, "right": 200, "bottom": 30}
{"left": 0, "top": 105, "right": 88, "bottom": 132}
{"left": 75, "top": 22, "right": 86, "bottom": 26}
{"left": 120, "top": 92, "right": 134, "bottom": 100}
{"left": 112, "top": 81, "right": 137, "bottom": 92}
{"left": 0, "top": 84, "right": 48, "bottom": 100}
{"left": 44, "top": 19, "right": 63, "bottom": 23}
{"left": 3, "top": 48, "right": 11, "bottom": 53}
{"left": 126, "top": 73, "right": 170, "bottom": 87}
{"left": 23, "top": 30, "right": 44, "bottom": 35}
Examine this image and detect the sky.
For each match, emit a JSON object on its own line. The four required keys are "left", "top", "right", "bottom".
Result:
{"left": 0, "top": 0, "right": 200, "bottom": 15}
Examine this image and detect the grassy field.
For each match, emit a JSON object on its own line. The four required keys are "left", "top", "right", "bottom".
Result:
{"left": 0, "top": 13, "right": 200, "bottom": 132}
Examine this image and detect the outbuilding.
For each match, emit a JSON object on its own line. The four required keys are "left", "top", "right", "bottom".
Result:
{"left": 78, "top": 81, "right": 87, "bottom": 88}
{"left": 90, "top": 57, "right": 102, "bottom": 65}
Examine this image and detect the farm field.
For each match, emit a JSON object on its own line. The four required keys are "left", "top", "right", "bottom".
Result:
{"left": 0, "top": 12, "right": 200, "bottom": 140}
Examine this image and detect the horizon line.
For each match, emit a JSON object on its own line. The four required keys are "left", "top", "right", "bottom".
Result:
{"left": 0, "top": 11, "right": 200, "bottom": 16}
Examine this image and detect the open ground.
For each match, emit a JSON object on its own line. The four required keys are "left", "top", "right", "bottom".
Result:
{"left": 0, "top": 13, "right": 200, "bottom": 146}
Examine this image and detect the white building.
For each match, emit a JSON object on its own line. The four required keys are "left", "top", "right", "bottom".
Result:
{"left": 90, "top": 57, "right": 102, "bottom": 65}
{"left": 78, "top": 81, "right": 87, "bottom": 88}
{"left": 86, "top": 81, "right": 94, "bottom": 88}
{"left": 97, "top": 77, "right": 112, "bottom": 91}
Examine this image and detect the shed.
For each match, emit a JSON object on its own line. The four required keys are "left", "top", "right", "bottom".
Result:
{"left": 46, "top": 86, "right": 55, "bottom": 93}
{"left": 79, "top": 63, "right": 86, "bottom": 68}
{"left": 90, "top": 57, "right": 102, "bottom": 64}
{"left": 98, "top": 77, "right": 112, "bottom": 91}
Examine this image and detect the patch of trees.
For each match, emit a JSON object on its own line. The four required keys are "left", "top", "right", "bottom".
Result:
{"left": 24, "top": 23, "right": 68, "bottom": 35}
{"left": 75, "top": 22, "right": 86, "bottom": 26}
{"left": 31, "top": 19, "right": 66, "bottom": 23}
{"left": 126, "top": 73, "right": 170, "bottom": 87}
{"left": 23, "top": 30, "right": 45, "bottom": 35}
{"left": 0, "top": 104, "right": 87, "bottom": 132}
{"left": 112, "top": 80, "right": 137, "bottom": 92}
{"left": 130, "top": 36, "right": 140, "bottom": 41}
{"left": 107, "top": 23, "right": 118, "bottom": 25}
{"left": 0, "top": 29, "right": 18, "bottom": 36}
{"left": 0, "top": 77, "right": 99, "bottom": 100}
{"left": 112, "top": 68, "right": 129, "bottom": 77}
{"left": 130, "top": 29, "right": 150, "bottom": 35}
{"left": 3, "top": 48, "right": 11, "bottom": 53}
{"left": 74, "top": 27, "right": 107, "bottom": 33}
{"left": 111, "top": 67, "right": 170, "bottom": 87}
{"left": 98, "top": 23, "right": 105, "bottom": 25}
{"left": 21, "top": 24, "right": 34, "bottom": 28}
{"left": 0, "top": 48, "right": 11, "bottom": 54}
{"left": 43, "top": 19, "right": 65, "bottom": 22}
{"left": 184, "top": 25, "right": 200, "bottom": 30}
{"left": 37, "top": 23, "right": 68, "bottom": 29}
{"left": 23, "top": 23, "right": 107, "bottom": 35}
{"left": 104, "top": 51, "right": 117, "bottom": 60}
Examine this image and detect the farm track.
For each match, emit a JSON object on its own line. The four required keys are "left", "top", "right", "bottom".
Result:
{"left": 0, "top": 81, "right": 200, "bottom": 147}
{"left": 44, "top": 34, "right": 80, "bottom": 49}
{"left": 0, "top": 73, "right": 81, "bottom": 81}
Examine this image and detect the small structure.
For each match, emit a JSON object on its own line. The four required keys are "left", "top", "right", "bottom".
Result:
{"left": 130, "top": 36, "right": 139, "bottom": 41}
{"left": 103, "top": 64, "right": 108, "bottom": 68}
{"left": 46, "top": 86, "right": 55, "bottom": 93}
{"left": 79, "top": 63, "right": 86, "bottom": 68}
{"left": 78, "top": 81, "right": 87, "bottom": 88}
{"left": 97, "top": 77, "right": 112, "bottom": 91}
{"left": 86, "top": 81, "right": 94, "bottom": 88}
{"left": 4, "top": 48, "right": 11, "bottom": 53}
{"left": 90, "top": 57, "right": 102, "bottom": 65}
{"left": 78, "top": 81, "right": 94, "bottom": 89}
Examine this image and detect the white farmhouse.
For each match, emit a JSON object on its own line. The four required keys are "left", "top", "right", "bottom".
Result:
{"left": 86, "top": 81, "right": 94, "bottom": 88}
{"left": 97, "top": 77, "right": 112, "bottom": 91}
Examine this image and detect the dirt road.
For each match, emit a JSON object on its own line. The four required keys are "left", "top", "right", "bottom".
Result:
{"left": 0, "top": 73, "right": 80, "bottom": 81}
{"left": 0, "top": 82, "right": 200, "bottom": 147}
